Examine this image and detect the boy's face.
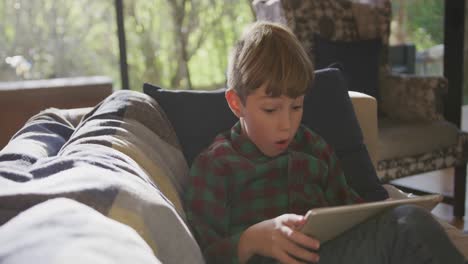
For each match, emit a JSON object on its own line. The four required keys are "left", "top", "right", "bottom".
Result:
{"left": 227, "top": 85, "right": 304, "bottom": 157}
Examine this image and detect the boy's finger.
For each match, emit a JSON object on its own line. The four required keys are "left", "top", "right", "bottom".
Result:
{"left": 289, "top": 230, "right": 320, "bottom": 250}
{"left": 282, "top": 214, "right": 305, "bottom": 227}
{"left": 276, "top": 250, "right": 307, "bottom": 264}
{"left": 282, "top": 239, "right": 320, "bottom": 263}
{"left": 294, "top": 217, "right": 307, "bottom": 229}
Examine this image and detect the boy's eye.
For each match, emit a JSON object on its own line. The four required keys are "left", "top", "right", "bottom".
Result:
{"left": 262, "top": 108, "right": 276, "bottom": 113}
{"left": 292, "top": 105, "right": 303, "bottom": 111}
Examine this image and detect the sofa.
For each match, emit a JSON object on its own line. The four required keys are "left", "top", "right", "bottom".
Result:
{"left": 0, "top": 69, "right": 466, "bottom": 263}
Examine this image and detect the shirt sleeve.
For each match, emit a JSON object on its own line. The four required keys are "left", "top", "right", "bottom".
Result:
{"left": 183, "top": 151, "right": 242, "bottom": 264}
{"left": 320, "top": 143, "right": 365, "bottom": 206}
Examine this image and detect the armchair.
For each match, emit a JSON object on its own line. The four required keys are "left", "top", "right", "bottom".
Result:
{"left": 254, "top": 0, "right": 468, "bottom": 217}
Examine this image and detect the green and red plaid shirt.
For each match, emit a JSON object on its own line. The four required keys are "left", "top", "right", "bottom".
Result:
{"left": 184, "top": 122, "right": 363, "bottom": 263}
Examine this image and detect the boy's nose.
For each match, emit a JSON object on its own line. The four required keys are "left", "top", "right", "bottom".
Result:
{"left": 278, "top": 112, "right": 292, "bottom": 131}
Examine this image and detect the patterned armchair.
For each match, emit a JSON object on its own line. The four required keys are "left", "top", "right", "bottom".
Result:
{"left": 253, "top": 0, "right": 468, "bottom": 217}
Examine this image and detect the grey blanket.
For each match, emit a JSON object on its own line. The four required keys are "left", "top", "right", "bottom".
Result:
{"left": 0, "top": 90, "right": 204, "bottom": 264}
{"left": 0, "top": 198, "right": 161, "bottom": 264}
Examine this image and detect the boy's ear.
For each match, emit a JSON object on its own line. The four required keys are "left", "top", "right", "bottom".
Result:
{"left": 225, "top": 89, "right": 243, "bottom": 118}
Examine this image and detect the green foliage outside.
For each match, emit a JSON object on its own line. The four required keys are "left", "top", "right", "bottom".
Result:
{"left": 124, "top": 0, "right": 253, "bottom": 91}
{"left": 0, "top": 0, "right": 254, "bottom": 91}
{"left": 391, "top": 0, "right": 468, "bottom": 105}
{"left": 403, "top": 0, "right": 444, "bottom": 51}
{"left": 0, "top": 0, "right": 119, "bottom": 83}
{"left": 390, "top": 0, "right": 444, "bottom": 51}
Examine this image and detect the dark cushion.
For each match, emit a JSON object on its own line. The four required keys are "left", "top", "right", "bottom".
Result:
{"left": 142, "top": 87, "right": 237, "bottom": 165}
{"left": 143, "top": 68, "right": 388, "bottom": 201}
{"left": 303, "top": 69, "right": 387, "bottom": 201}
{"left": 314, "top": 35, "right": 382, "bottom": 100}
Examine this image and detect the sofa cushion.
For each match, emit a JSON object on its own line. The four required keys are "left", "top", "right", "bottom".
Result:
{"left": 303, "top": 69, "right": 387, "bottom": 201}
{"left": 378, "top": 118, "right": 459, "bottom": 160}
{"left": 143, "top": 68, "right": 388, "bottom": 201}
{"left": 141, "top": 87, "right": 238, "bottom": 166}
{"left": 314, "top": 35, "right": 382, "bottom": 100}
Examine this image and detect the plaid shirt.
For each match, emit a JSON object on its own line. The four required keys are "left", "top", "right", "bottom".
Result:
{"left": 184, "top": 122, "right": 363, "bottom": 263}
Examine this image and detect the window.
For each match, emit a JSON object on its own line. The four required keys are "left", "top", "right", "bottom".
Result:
{"left": 1, "top": 0, "right": 119, "bottom": 85}
{"left": 389, "top": 0, "right": 444, "bottom": 76}
{"left": 1, "top": 0, "right": 254, "bottom": 91}
{"left": 124, "top": 0, "right": 254, "bottom": 91}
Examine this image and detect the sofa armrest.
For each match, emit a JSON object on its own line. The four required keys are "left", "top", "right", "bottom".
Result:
{"left": 380, "top": 73, "right": 447, "bottom": 122}
{"left": 0, "top": 76, "right": 113, "bottom": 149}
{"left": 349, "top": 91, "right": 378, "bottom": 167}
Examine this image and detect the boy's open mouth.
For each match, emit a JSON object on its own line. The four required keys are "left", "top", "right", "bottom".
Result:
{"left": 275, "top": 139, "right": 289, "bottom": 149}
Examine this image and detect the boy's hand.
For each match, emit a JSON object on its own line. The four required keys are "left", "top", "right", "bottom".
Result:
{"left": 238, "top": 214, "right": 320, "bottom": 264}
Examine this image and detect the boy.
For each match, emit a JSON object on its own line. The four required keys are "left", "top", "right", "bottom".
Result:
{"left": 184, "top": 22, "right": 466, "bottom": 264}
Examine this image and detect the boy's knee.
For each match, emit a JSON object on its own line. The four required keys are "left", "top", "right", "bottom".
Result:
{"left": 393, "top": 204, "right": 432, "bottom": 220}
{"left": 391, "top": 204, "right": 440, "bottom": 231}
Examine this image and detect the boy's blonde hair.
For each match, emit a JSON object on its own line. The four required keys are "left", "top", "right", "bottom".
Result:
{"left": 227, "top": 21, "right": 314, "bottom": 104}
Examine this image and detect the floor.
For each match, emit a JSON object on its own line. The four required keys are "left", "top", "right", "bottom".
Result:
{"left": 389, "top": 106, "right": 468, "bottom": 232}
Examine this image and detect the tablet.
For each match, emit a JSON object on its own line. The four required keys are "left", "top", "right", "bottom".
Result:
{"left": 300, "top": 194, "right": 443, "bottom": 243}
